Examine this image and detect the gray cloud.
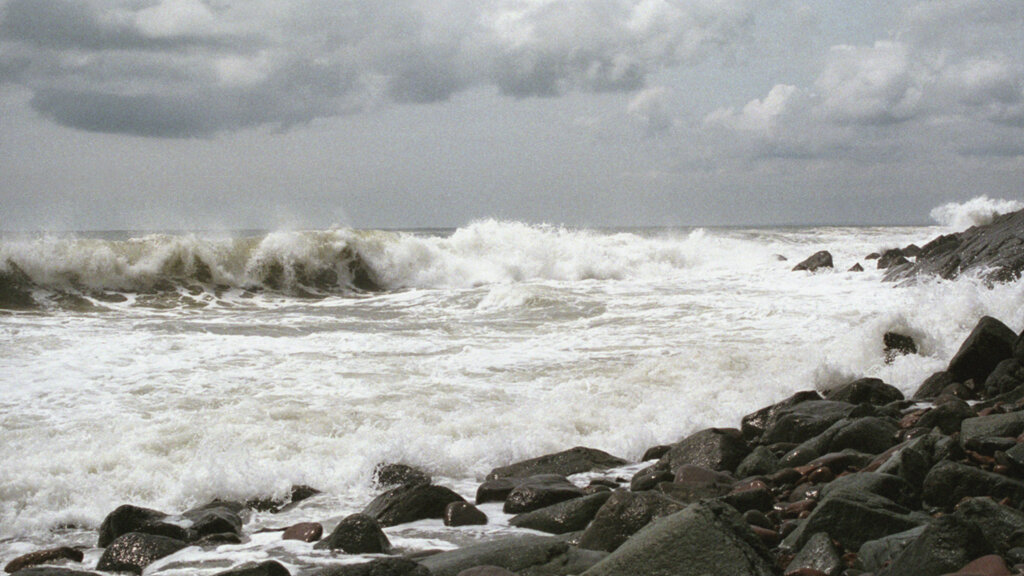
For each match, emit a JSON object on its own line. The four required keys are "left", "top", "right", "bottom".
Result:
{"left": 0, "top": 0, "right": 756, "bottom": 137}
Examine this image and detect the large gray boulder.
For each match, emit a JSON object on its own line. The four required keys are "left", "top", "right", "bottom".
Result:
{"left": 486, "top": 447, "right": 627, "bottom": 480}
{"left": 946, "top": 316, "right": 1018, "bottom": 388}
{"left": 923, "top": 460, "right": 1024, "bottom": 510}
{"left": 580, "top": 501, "right": 774, "bottom": 576}
{"left": 792, "top": 251, "right": 833, "bottom": 272}
{"left": 314, "top": 513, "right": 390, "bottom": 553}
{"left": 509, "top": 492, "right": 612, "bottom": 534}
{"left": 363, "top": 483, "right": 466, "bottom": 527}
{"left": 658, "top": 428, "right": 750, "bottom": 473}
{"left": 577, "top": 490, "right": 684, "bottom": 553}
{"left": 95, "top": 532, "right": 190, "bottom": 574}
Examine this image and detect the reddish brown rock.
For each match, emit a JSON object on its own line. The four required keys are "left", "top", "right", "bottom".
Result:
{"left": 942, "top": 554, "right": 1012, "bottom": 576}
{"left": 282, "top": 522, "right": 322, "bottom": 543}
{"left": 4, "top": 547, "right": 84, "bottom": 573}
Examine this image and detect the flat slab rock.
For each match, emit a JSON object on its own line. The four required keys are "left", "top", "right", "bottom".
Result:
{"left": 418, "top": 534, "right": 606, "bottom": 576}
{"left": 486, "top": 447, "right": 627, "bottom": 480}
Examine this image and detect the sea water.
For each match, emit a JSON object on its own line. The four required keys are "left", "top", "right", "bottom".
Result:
{"left": 2, "top": 207, "right": 1023, "bottom": 572}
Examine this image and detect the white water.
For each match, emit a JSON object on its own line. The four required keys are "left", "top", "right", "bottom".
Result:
{"left": 2, "top": 212, "right": 1023, "bottom": 572}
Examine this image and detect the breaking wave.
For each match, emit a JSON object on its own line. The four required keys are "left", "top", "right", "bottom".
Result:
{"left": 929, "top": 195, "right": 1024, "bottom": 229}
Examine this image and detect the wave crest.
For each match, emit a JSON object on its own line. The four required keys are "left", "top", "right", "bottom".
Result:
{"left": 929, "top": 195, "right": 1024, "bottom": 229}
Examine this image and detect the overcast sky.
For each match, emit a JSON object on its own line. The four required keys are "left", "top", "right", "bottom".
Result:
{"left": 1, "top": 0, "right": 1022, "bottom": 230}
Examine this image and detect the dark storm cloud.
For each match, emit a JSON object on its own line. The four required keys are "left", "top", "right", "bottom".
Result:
{"left": 0, "top": 0, "right": 757, "bottom": 137}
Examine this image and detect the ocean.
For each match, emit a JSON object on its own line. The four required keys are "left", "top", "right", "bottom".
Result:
{"left": 2, "top": 212, "right": 1023, "bottom": 573}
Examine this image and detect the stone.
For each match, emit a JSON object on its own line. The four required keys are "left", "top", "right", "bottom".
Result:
{"left": 0, "top": 261, "right": 37, "bottom": 310}
{"left": 7, "top": 570, "right": 99, "bottom": 576}
{"left": 581, "top": 501, "right": 775, "bottom": 576}
{"left": 247, "top": 485, "right": 320, "bottom": 513}
{"left": 503, "top": 475, "right": 584, "bottom": 514}
{"left": 640, "top": 445, "right": 672, "bottom": 461}
{"left": 211, "top": 561, "right": 291, "bottom": 576}
{"left": 183, "top": 504, "right": 244, "bottom": 540}
{"left": 782, "top": 490, "right": 923, "bottom": 552}
{"left": 856, "top": 525, "right": 927, "bottom": 573}
{"left": 486, "top": 447, "right": 627, "bottom": 480}
{"left": 947, "top": 316, "right": 1018, "bottom": 388}
{"left": 476, "top": 478, "right": 519, "bottom": 504}
{"left": 314, "top": 513, "right": 391, "bottom": 553}
{"left": 735, "top": 445, "right": 780, "bottom": 478}
{"left": 793, "top": 251, "right": 833, "bottom": 272}
{"left": 785, "top": 532, "right": 842, "bottom": 576}
{"left": 364, "top": 483, "right": 466, "bottom": 527}
{"left": 819, "top": 472, "right": 918, "bottom": 509}
{"left": 916, "top": 398, "right": 976, "bottom": 435}
{"left": 374, "top": 463, "right": 432, "bottom": 488}
{"left": 914, "top": 371, "right": 958, "bottom": 400}
{"left": 96, "top": 505, "right": 187, "bottom": 548}
{"left": 871, "top": 439, "right": 933, "bottom": 493}
{"left": 825, "top": 377, "right": 904, "bottom": 405}
{"left": 877, "top": 249, "right": 910, "bottom": 269}
{"left": 984, "top": 359, "right": 1024, "bottom": 398}
{"left": 883, "top": 334, "right": 917, "bottom": 363}
{"left": 848, "top": 263, "right": 864, "bottom": 272}
{"left": 95, "top": 532, "right": 190, "bottom": 575}
{"left": 417, "top": 534, "right": 605, "bottom": 576}
{"left": 658, "top": 465, "right": 735, "bottom": 503}
{"left": 945, "top": 554, "right": 1012, "bottom": 576}
{"left": 509, "top": 492, "right": 611, "bottom": 534}
{"left": 741, "top": 390, "right": 823, "bottom": 441}
{"left": 883, "top": 514, "right": 991, "bottom": 576}
{"left": 923, "top": 460, "right": 1024, "bottom": 510}
{"left": 902, "top": 244, "right": 923, "bottom": 257}
{"left": 761, "top": 401, "right": 857, "bottom": 445}
{"left": 659, "top": 427, "right": 750, "bottom": 473}
{"left": 456, "top": 569, "right": 518, "bottom": 576}
{"left": 884, "top": 209, "right": 1024, "bottom": 283}
{"left": 952, "top": 497, "right": 1024, "bottom": 553}
{"left": 960, "top": 411, "right": 1024, "bottom": 443}
{"left": 282, "top": 522, "right": 323, "bottom": 542}
{"left": 577, "top": 490, "right": 684, "bottom": 553}
{"left": 722, "top": 479, "right": 774, "bottom": 513}
{"left": 629, "top": 463, "right": 673, "bottom": 492}
{"left": 318, "top": 558, "right": 430, "bottom": 576}
{"left": 779, "top": 417, "right": 898, "bottom": 467}
{"left": 4, "top": 548, "right": 84, "bottom": 573}
{"left": 445, "top": 501, "right": 488, "bottom": 527}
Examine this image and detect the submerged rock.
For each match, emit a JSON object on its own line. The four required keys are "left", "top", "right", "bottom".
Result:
{"left": 792, "top": 251, "right": 833, "bottom": 272}
{"left": 95, "top": 532, "right": 189, "bottom": 574}
{"left": 373, "top": 463, "right": 432, "bottom": 488}
{"left": 884, "top": 333, "right": 918, "bottom": 363}
{"left": 314, "top": 513, "right": 390, "bottom": 553}
{"left": 0, "top": 260, "right": 37, "bottom": 310}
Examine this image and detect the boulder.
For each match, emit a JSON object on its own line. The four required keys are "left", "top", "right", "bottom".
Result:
{"left": 884, "top": 208, "right": 1024, "bottom": 283}
{"left": 848, "top": 263, "right": 864, "bottom": 272}
{"left": 659, "top": 427, "right": 750, "bottom": 473}
{"left": 364, "top": 483, "right": 466, "bottom": 527}
{"left": 314, "top": 513, "right": 390, "bottom": 553}
{"left": 628, "top": 463, "right": 673, "bottom": 492}
{"left": 856, "top": 525, "right": 927, "bottom": 573}
{"left": 444, "top": 502, "right": 488, "bottom": 527}
{"left": 580, "top": 501, "right": 775, "bottom": 576}
{"left": 0, "top": 261, "right": 37, "bottom": 310}
{"left": 792, "top": 251, "right": 833, "bottom": 272}
{"left": 947, "top": 316, "right": 1018, "bottom": 388}
{"left": 916, "top": 398, "right": 976, "bottom": 435}
{"left": 4, "top": 548, "right": 84, "bottom": 573}
{"left": 509, "top": 492, "right": 611, "bottom": 534}
{"left": 317, "top": 558, "right": 430, "bottom": 576}
{"left": 960, "top": 410, "right": 1024, "bottom": 444}
{"left": 913, "top": 371, "right": 958, "bottom": 400}
{"left": 282, "top": 522, "right": 322, "bottom": 542}
{"left": 884, "top": 333, "right": 919, "bottom": 363}
{"left": 7, "top": 570, "right": 99, "bottom": 576}
{"left": 658, "top": 465, "right": 735, "bottom": 503}
{"left": 760, "top": 401, "right": 857, "bottom": 445}
{"left": 373, "top": 463, "right": 431, "bottom": 488}
{"left": 577, "top": 490, "right": 684, "bottom": 553}
{"left": 883, "top": 514, "right": 991, "bottom": 576}
{"left": 943, "top": 555, "right": 1013, "bottom": 576}
{"left": 182, "top": 503, "right": 244, "bottom": 540}
{"left": 486, "top": 447, "right": 627, "bottom": 480}
{"left": 984, "top": 359, "right": 1024, "bottom": 398}
{"left": 782, "top": 489, "right": 923, "bottom": 552}
{"left": 741, "top": 390, "right": 822, "bottom": 441}
{"left": 476, "top": 478, "right": 519, "bottom": 505}
{"left": 722, "top": 479, "right": 774, "bottom": 513}
{"left": 247, "top": 485, "right": 320, "bottom": 513}
{"left": 877, "top": 249, "right": 910, "bottom": 269}
{"left": 417, "top": 534, "right": 606, "bottom": 576}
{"left": 96, "top": 505, "right": 187, "bottom": 548}
{"left": 953, "top": 497, "right": 1024, "bottom": 553}
{"left": 503, "top": 475, "right": 584, "bottom": 514}
{"left": 95, "top": 532, "right": 189, "bottom": 574}
{"left": 780, "top": 417, "right": 899, "bottom": 467}
{"left": 211, "top": 561, "right": 291, "bottom": 576}
{"left": 923, "top": 460, "right": 1024, "bottom": 510}
{"left": 818, "top": 472, "right": 918, "bottom": 510}
{"left": 640, "top": 445, "right": 671, "bottom": 461}
{"left": 784, "top": 532, "right": 842, "bottom": 576}
{"left": 735, "top": 445, "right": 780, "bottom": 478}
{"left": 825, "top": 378, "right": 903, "bottom": 405}
{"left": 455, "top": 569, "right": 518, "bottom": 576}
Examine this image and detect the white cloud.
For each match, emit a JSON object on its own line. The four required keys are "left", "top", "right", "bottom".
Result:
{"left": 704, "top": 84, "right": 801, "bottom": 133}
{"left": 814, "top": 41, "right": 925, "bottom": 125}
{"left": 628, "top": 86, "right": 674, "bottom": 134}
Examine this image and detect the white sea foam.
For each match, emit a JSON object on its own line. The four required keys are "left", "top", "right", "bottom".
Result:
{"left": 929, "top": 195, "right": 1024, "bottom": 230}
{"left": 1, "top": 219, "right": 1023, "bottom": 571}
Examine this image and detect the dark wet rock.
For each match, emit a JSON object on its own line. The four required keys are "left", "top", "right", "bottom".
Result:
{"left": 0, "top": 261, "right": 37, "bottom": 310}
{"left": 782, "top": 487, "right": 923, "bottom": 552}
{"left": 877, "top": 249, "right": 910, "bottom": 269}
{"left": 866, "top": 252, "right": 881, "bottom": 260}
{"left": 819, "top": 472, "right": 918, "bottom": 509}
{"left": 947, "top": 555, "right": 1013, "bottom": 576}
{"left": 577, "top": 490, "right": 684, "bottom": 553}
{"left": 883, "top": 514, "right": 991, "bottom": 576}
{"left": 741, "top": 390, "right": 823, "bottom": 441}
{"left": 722, "top": 479, "right": 774, "bottom": 513}
{"left": 780, "top": 417, "right": 899, "bottom": 467}
{"left": 374, "top": 463, "right": 432, "bottom": 488}
{"left": 8, "top": 570, "right": 99, "bottom": 576}
{"left": 364, "top": 483, "right": 466, "bottom": 527}
{"left": 806, "top": 449, "right": 875, "bottom": 475}
{"left": 183, "top": 504, "right": 244, "bottom": 540}
{"left": 856, "top": 525, "right": 926, "bottom": 573}
{"left": 486, "top": 447, "right": 627, "bottom": 480}
{"left": 194, "top": 532, "right": 243, "bottom": 546}
{"left": 96, "top": 504, "right": 187, "bottom": 548}
{"left": 884, "top": 333, "right": 918, "bottom": 363}
{"left": 947, "top": 316, "right": 1018, "bottom": 388}
{"left": 659, "top": 427, "right": 750, "bottom": 473}
{"left": 916, "top": 398, "right": 975, "bottom": 435}
{"left": 913, "top": 371, "right": 958, "bottom": 400}
{"left": 510, "top": 491, "right": 610, "bottom": 534}
{"left": 965, "top": 435, "right": 1018, "bottom": 455}
{"left": 902, "top": 244, "right": 923, "bottom": 258}
{"left": 1004, "top": 442, "right": 1024, "bottom": 471}
{"left": 445, "top": 501, "right": 488, "bottom": 527}
{"left": 960, "top": 410, "right": 1024, "bottom": 443}
{"left": 503, "top": 475, "right": 584, "bottom": 514}
{"left": 581, "top": 500, "right": 774, "bottom": 576}
{"left": 870, "top": 439, "right": 933, "bottom": 493}
{"left": 785, "top": 532, "right": 842, "bottom": 576}
{"left": 95, "top": 532, "right": 189, "bottom": 574}
{"left": 417, "top": 534, "right": 605, "bottom": 576}
{"left": 923, "top": 460, "right": 1024, "bottom": 510}
{"left": 211, "top": 561, "right": 291, "bottom": 576}
{"left": 640, "top": 445, "right": 671, "bottom": 461}
{"left": 793, "top": 251, "right": 833, "bottom": 272}
{"left": 735, "top": 445, "right": 780, "bottom": 477}
{"left": 318, "top": 558, "right": 430, "bottom": 576}
{"left": 761, "top": 400, "right": 858, "bottom": 445}
{"left": 4, "top": 548, "right": 84, "bottom": 573}
{"left": 884, "top": 208, "right": 1024, "bottom": 283}
{"left": 247, "top": 485, "right": 320, "bottom": 513}
{"left": 848, "top": 263, "right": 864, "bottom": 272}
{"left": 954, "top": 497, "right": 1024, "bottom": 553}
{"left": 455, "top": 568, "right": 517, "bottom": 576}
{"left": 658, "top": 465, "right": 735, "bottom": 503}
{"left": 984, "top": 359, "right": 1024, "bottom": 398}
{"left": 825, "top": 378, "right": 904, "bottom": 406}
{"left": 1017, "top": 331, "right": 1024, "bottom": 362}
{"left": 476, "top": 478, "right": 519, "bottom": 505}
{"left": 315, "top": 513, "right": 390, "bottom": 553}
{"left": 281, "top": 522, "right": 322, "bottom": 542}
{"left": 628, "top": 463, "right": 673, "bottom": 492}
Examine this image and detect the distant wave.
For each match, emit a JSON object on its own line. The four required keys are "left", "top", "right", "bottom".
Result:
{"left": 930, "top": 195, "right": 1024, "bottom": 229}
